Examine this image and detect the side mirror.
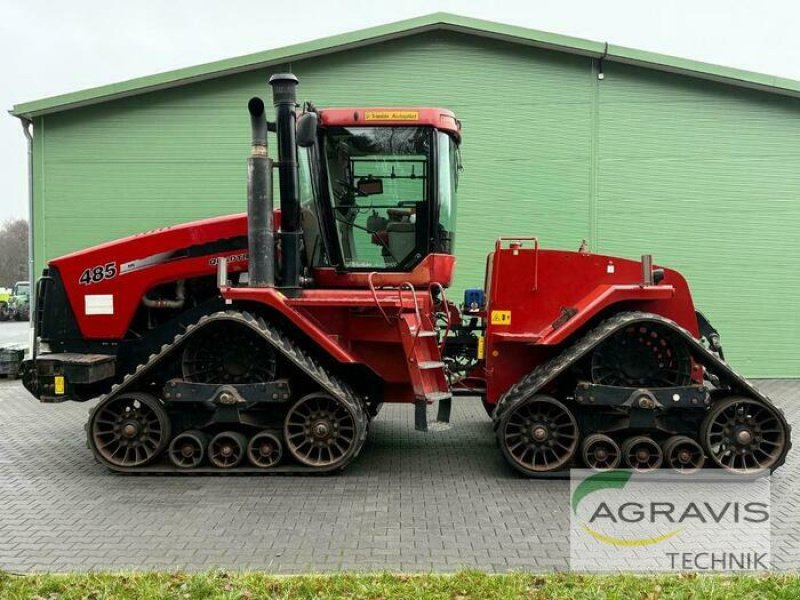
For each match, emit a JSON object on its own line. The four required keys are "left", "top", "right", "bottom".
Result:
{"left": 296, "top": 112, "right": 319, "bottom": 147}
{"left": 356, "top": 176, "right": 384, "bottom": 196}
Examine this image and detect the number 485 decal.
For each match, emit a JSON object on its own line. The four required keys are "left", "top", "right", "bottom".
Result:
{"left": 79, "top": 262, "right": 117, "bottom": 285}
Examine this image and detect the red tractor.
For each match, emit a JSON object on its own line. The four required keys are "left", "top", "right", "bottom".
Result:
{"left": 23, "top": 74, "right": 790, "bottom": 475}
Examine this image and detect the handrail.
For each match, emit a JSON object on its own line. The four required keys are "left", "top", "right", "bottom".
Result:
{"left": 367, "top": 271, "right": 392, "bottom": 325}
{"left": 398, "top": 281, "right": 422, "bottom": 328}
{"left": 494, "top": 236, "right": 540, "bottom": 251}
{"left": 398, "top": 281, "right": 424, "bottom": 361}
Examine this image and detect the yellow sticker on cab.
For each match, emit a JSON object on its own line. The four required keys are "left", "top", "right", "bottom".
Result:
{"left": 364, "top": 110, "right": 419, "bottom": 121}
{"left": 491, "top": 310, "right": 511, "bottom": 326}
{"left": 54, "top": 376, "right": 65, "bottom": 395}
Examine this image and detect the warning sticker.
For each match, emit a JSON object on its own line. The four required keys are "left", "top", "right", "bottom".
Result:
{"left": 477, "top": 335, "right": 486, "bottom": 359}
{"left": 364, "top": 110, "right": 419, "bottom": 121}
{"left": 54, "top": 376, "right": 65, "bottom": 395}
{"left": 491, "top": 310, "right": 511, "bottom": 326}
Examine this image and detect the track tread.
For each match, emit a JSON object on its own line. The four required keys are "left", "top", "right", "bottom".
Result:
{"left": 492, "top": 311, "right": 791, "bottom": 472}
{"left": 88, "top": 310, "right": 368, "bottom": 474}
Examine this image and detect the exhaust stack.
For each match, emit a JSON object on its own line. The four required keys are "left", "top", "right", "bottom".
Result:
{"left": 269, "top": 73, "right": 301, "bottom": 297}
{"left": 246, "top": 97, "right": 274, "bottom": 288}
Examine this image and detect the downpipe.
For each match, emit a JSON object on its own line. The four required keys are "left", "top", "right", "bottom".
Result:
{"left": 21, "top": 118, "right": 36, "bottom": 360}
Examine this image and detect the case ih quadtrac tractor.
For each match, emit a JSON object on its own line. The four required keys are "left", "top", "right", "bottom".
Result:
{"left": 23, "top": 74, "right": 790, "bottom": 475}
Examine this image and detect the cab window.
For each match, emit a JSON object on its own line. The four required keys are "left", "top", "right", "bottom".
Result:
{"left": 323, "top": 126, "right": 431, "bottom": 270}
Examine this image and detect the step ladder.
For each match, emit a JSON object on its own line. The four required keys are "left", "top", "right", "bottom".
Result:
{"left": 398, "top": 311, "right": 452, "bottom": 432}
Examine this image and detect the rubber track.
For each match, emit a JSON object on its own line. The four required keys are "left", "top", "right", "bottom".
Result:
{"left": 492, "top": 311, "right": 792, "bottom": 471}
{"left": 87, "top": 310, "right": 369, "bottom": 474}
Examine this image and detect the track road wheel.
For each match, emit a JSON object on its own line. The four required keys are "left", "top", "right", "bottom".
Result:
{"left": 701, "top": 396, "right": 789, "bottom": 473}
{"left": 582, "top": 434, "right": 622, "bottom": 470}
{"left": 498, "top": 395, "right": 579, "bottom": 475}
{"left": 247, "top": 431, "right": 283, "bottom": 468}
{"left": 168, "top": 430, "right": 208, "bottom": 469}
{"left": 208, "top": 431, "right": 247, "bottom": 468}
{"left": 89, "top": 392, "right": 171, "bottom": 468}
{"left": 662, "top": 435, "right": 705, "bottom": 473}
{"left": 284, "top": 393, "right": 360, "bottom": 469}
{"left": 622, "top": 436, "right": 663, "bottom": 472}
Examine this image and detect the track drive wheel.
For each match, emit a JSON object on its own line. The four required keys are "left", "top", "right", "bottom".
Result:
{"left": 622, "top": 436, "right": 663, "bottom": 472}
{"left": 582, "top": 434, "right": 621, "bottom": 470}
{"left": 89, "top": 392, "right": 171, "bottom": 468}
{"left": 701, "top": 396, "right": 790, "bottom": 473}
{"left": 284, "top": 393, "right": 361, "bottom": 469}
{"left": 498, "top": 395, "right": 579, "bottom": 475}
{"left": 590, "top": 322, "right": 692, "bottom": 387}
{"left": 181, "top": 321, "right": 277, "bottom": 384}
{"left": 662, "top": 435, "right": 705, "bottom": 473}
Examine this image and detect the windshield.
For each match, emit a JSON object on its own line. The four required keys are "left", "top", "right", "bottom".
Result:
{"left": 324, "top": 126, "right": 431, "bottom": 269}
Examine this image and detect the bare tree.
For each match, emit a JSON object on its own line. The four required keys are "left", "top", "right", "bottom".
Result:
{"left": 0, "top": 220, "right": 29, "bottom": 288}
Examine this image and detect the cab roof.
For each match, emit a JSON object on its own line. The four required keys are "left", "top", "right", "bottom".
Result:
{"left": 318, "top": 107, "right": 461, "bottom": 141}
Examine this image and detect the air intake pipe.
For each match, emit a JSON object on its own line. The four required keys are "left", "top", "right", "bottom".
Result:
{"left": 246, "top": 97, "right": 274, "bottom": 287}
{"left": 269, "top": 73, "right": 301, "bottom": 297}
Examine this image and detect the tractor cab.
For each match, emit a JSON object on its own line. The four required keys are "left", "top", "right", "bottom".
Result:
{"left": 296, "top": 107, "right": 461, "bottom": 284}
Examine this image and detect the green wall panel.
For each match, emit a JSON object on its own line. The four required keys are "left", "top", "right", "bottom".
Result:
{"left": 597, "top": 64, "right": 800, "bottom": 376}
{"left": 34, "top": 31, "right": 800, "bottom": 376}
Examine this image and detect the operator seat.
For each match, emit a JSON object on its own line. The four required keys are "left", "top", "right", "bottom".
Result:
{"left": 384, "top": 207, "right": 415, "bottom": 265}
{"left": 386, "top": 221, "right": 415, "bottom": 263}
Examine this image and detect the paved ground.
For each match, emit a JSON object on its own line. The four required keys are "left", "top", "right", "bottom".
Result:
{"left": 0, "top": 379, "right": 797, "bottom": 573}
{"left": 0, "top": 321, "right": 29, "bottom": 347}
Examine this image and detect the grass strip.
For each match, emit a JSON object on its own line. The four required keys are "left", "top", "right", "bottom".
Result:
{"left": 1, "top": 570, "right": 798, "bottom": 599}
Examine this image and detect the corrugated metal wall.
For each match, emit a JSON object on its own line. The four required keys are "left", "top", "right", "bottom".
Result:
{"left": 34, "top": 31, "right": 800, "bottom": 376}
{"left": 597, "top": 63, "right": 800, "bottom": 376}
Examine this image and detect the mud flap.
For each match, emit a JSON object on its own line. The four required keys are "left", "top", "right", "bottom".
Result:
{"left": 415, "top": 394, "right": 453, "bottom": 432}
{"left": 436, "top": 396, "right": 452, "bottom": 424}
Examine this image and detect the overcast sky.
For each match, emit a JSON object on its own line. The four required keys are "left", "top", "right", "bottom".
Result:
{"left": 2, "top": 0, "right": 799, "bottom": 222}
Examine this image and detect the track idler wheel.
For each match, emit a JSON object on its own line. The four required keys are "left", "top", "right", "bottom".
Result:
{"left": 498, "top": 395, "right": 579, "bottom": 475}
{"left": 284, "top": 393, "right": 361, "bottom": 469}
{"left": 662, "top": 435, "right": 705, "bottom": 473}
{"left": 168, "top": 430, "right": 208, "bottom": 469}
{"left": 622, "top": 436, "right": 663, "bottom": 472}
{"left": 208, "top": 431, "right": 247, "bottom": 468}
{"left": 701, "top": 396, "right": 790, "bottom": 473}
{"left": 89, "top": 392, "right": 171, "bottom": 468}
{"left": 247, "top": 431, "right": 283, "bottom": 468}
{"left": 582, "top": 434, "right": 622, "bottom": 470}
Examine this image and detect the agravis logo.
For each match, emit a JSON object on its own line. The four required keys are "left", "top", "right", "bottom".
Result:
{"left": 569, "top": 469, "right": 771, "bottom": 571}
{"left": 572, "top": 471, "right": 683, "bottom": 547}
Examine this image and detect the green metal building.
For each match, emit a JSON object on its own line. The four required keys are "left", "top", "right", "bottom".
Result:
{"left": 11, "top": 13, "right": 800, "bottom": 376}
